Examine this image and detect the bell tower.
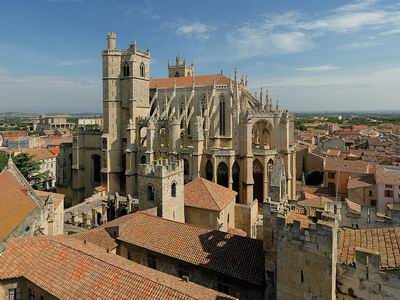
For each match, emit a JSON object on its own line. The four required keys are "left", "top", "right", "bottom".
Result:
{"left": 168, "top": 54, "right": 195, "bottom": 78}
{"left": 102, "top": 32, "right": 151, "bottom": 195}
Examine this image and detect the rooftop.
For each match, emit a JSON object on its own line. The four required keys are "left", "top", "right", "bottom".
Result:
{"left": 324, "top": 157, "right": 371, "bottom": 174}
{"left": 0, "top": 236, "right": 233, "bottom": 300}
{"left": 184, "top": 178, "right": 237, "bottom": 211}
{"left": 375, "top": 165, "right": 400, "bottom": 185}
{"left": 0, "top": 159, "right": 43, "bottom": 244}
{"left": 338, "top": 227, "right": 400, "bottom": 270}
{"left": 150, "top": 74, "right": 230, "bottom": 89}
{"left": 73, "top": 212, "right": 265, "bottom": 286}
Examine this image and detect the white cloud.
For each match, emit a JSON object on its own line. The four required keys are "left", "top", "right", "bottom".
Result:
{"left": 294, "top": 65, "right": 342, "bottom": 72}
{"left": 249, "top": 67, "right": 400, "bottom": 111}
{"left": 226, "top": 0, "right": 400, "bottom": 60}
{"left": 381, "top": 28, "right": 400, "bottom": 35}
{"left": 228, "top": 24, "right": 312, "bottom": 59}
{"left": 175, "top": 22, "right": 214, "bottom": 39}
{"left": 56, "top": 59, "right": 94, "bottom": 66}
{"left": 298, "top": 11, "right": 388, "bottom": 33}
{"left": 336, "top": 0, "right": 380, "bottom": 12}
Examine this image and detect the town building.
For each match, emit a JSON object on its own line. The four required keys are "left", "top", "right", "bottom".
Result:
{"left": 0, "top": 236, "right": 233, "bottom": 300}
{"left": 0, "top": 158, "right": 64, "bottom": 252}
{"left": 71, "top": 211, "right": 265, "bottom": 299}
{"left": 36, "top": 115, "right": 74, "bottom": 131}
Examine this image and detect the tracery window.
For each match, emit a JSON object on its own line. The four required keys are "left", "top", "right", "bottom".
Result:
{"left": 219, "top": 94, "right": 226, "bottom": 136}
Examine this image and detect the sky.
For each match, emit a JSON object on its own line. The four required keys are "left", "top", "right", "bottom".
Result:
{"left": 1, "top": 0, "right": 400, "bottom": 113}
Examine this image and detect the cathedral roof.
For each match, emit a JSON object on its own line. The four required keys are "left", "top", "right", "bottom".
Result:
{"left": 184, "top": 177, "right": 237, "bottom": 211}
{"left": 150, "top": 74, "right": 230, "bottom": 89}
{"left": 0, "top": 236, "right": 232, "bottom": 300}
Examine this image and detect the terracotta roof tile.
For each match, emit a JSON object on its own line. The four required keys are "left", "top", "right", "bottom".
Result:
{"left": 79, "top": 212, "right": 264, "bottom": 286}
{"left": 375, "top": 165, "right": 400, "bottom": 185}
{"left": 338, "top": 227, "right": 400, "bottom": 270}
{"left": 150, "top": 74, "right": 230, "bottom": 89}
{"left": 346, "top": 174, "right": 375, "bottom": 189}
{"left": 184, "top": 178, "right": 237, "bottom": 211}
{"left": 0, "top": 236, "right": 233, "bottom": 300}
{"left": 35, "top": 190, "right": 64, "bottom": 209}
{"left": 324, "top": 157, "right": 371, "bottom": 174}
{"left": 0, "top": 170, "right": 36, "bottom": 240}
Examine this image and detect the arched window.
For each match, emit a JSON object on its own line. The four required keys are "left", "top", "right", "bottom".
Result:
{"left": 175, "top": 71, "right": 180, "bottom": 77}
{"left": 183, "top": 159, "right": 189, "bottom": 181}
{"left": 140, "top": 62, "right": 145, "bottom": 77}
{"left": 123, "top": 62, "right": 130, "bottom": 77}
{"left": 201, "top": 95, "right": 207, "bottom": 117}
{"left": 147, "top": 185, "right": 154, "bottom": 201}
{"left": 217, "top": 162, "right": 229, "bottom": 187}
{"left": 205, "top": 160, "right": 213, "bottom": 181}
{"left": 219, "top": 94, "right": 226, "bottom": 136}
{"left": 171, "top": 182, "right": 177, "bottom": 197}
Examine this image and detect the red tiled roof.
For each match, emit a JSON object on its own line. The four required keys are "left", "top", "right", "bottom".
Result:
{"left": 34, "top": 190, "right": 64, "bottom": 209}
{"left": 0, "top": 236, "right": 233, "bottom": 300}
{"left": 184, "top": 178, "right": 237, "bottom": 211}
{"left": 85, "top": 212, "right": 265, "bottom": 286}
{"left": 297, "top": 196, "right": 333, "bottom": 209}
{"left": 335, "top": 130, "right": 361, "bottom": 136}
{"left": 338, "top": 227, "right": 400, "bottom": 270}
{"left": 7, "top": 148, "right": 55, "bottom": 161}
{"left": 150, "top": 74, "right": 230, "bottom": 89}
{"left": 375, "top": 165, "right": 400, "bottom": 185}
{"left": 346, "top": 174, "right": 375, "bottom": 189}
{"left": 49, "top": 146, "right": 60, "bottom": 155}
{"left": 324, "top": 157, "right": 371, "bottom": 174}
{"left": 285, "top": 212, "right": 314, "bottom": 229}
{"left": 0, "top": 170, "right": 36, "bottom": 240}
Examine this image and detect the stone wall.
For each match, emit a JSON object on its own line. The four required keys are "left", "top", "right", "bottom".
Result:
{"left": 275, "top": 216, "right": 337, "bottom": 300}
{"left": 337, "top": 247, "right": 400, "bottom": 299}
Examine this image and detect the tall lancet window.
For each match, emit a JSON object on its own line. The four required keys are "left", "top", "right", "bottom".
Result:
{"left": 140, "top": 62, "right": 145, "bottom": 77}
{"left": 219, "top": 94, "right": 226, "bottom": 136}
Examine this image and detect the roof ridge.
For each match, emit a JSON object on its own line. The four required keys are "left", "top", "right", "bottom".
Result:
{"left": 16, "top": 237, "right": 199, "bottom": 299}
{"left": 135, "top": 211, "right": 256, "bottom": 241}
{"left": 199, "top": 178, "right": 221, "bottom": 210}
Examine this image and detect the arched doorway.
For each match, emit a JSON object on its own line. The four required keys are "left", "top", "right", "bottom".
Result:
{"left": 232, "top": 161, "right": 240, "bottom": 203}
{"left": 205, "top": 160, "right": 213, "bottom": 181}
{"left": 217, "top": 162, "right": 229, "bottom": 188}
{"left": 253, "top": 159, "right": 264, "bottom": 202}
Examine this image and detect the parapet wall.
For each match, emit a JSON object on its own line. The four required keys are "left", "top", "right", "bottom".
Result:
{"left": 138, "top": 159, "right": 183, "bottom": 178}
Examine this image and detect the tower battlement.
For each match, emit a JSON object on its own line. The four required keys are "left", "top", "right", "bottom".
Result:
{"left": 277, "top": 214, "right": 336, "bottom": 245}
{"left": 138, "top": 159, "right": 183, "bottom": 178}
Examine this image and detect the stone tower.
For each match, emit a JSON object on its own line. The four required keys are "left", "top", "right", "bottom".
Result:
{"left": 138, "top": 159, "right": 185, "bottom": 223}
{"left": 168, "top": 54, "right": 195, "bottom": 77}
{"left": 102, "top": 32, "right": 151, "bottom": 194}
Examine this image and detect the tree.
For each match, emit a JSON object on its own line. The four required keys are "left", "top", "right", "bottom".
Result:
{"left": 0, "top": 152, "right": 8, "bottom": 171}
{"left": 12, "top": 153, "right": 49, "bottom": 188}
